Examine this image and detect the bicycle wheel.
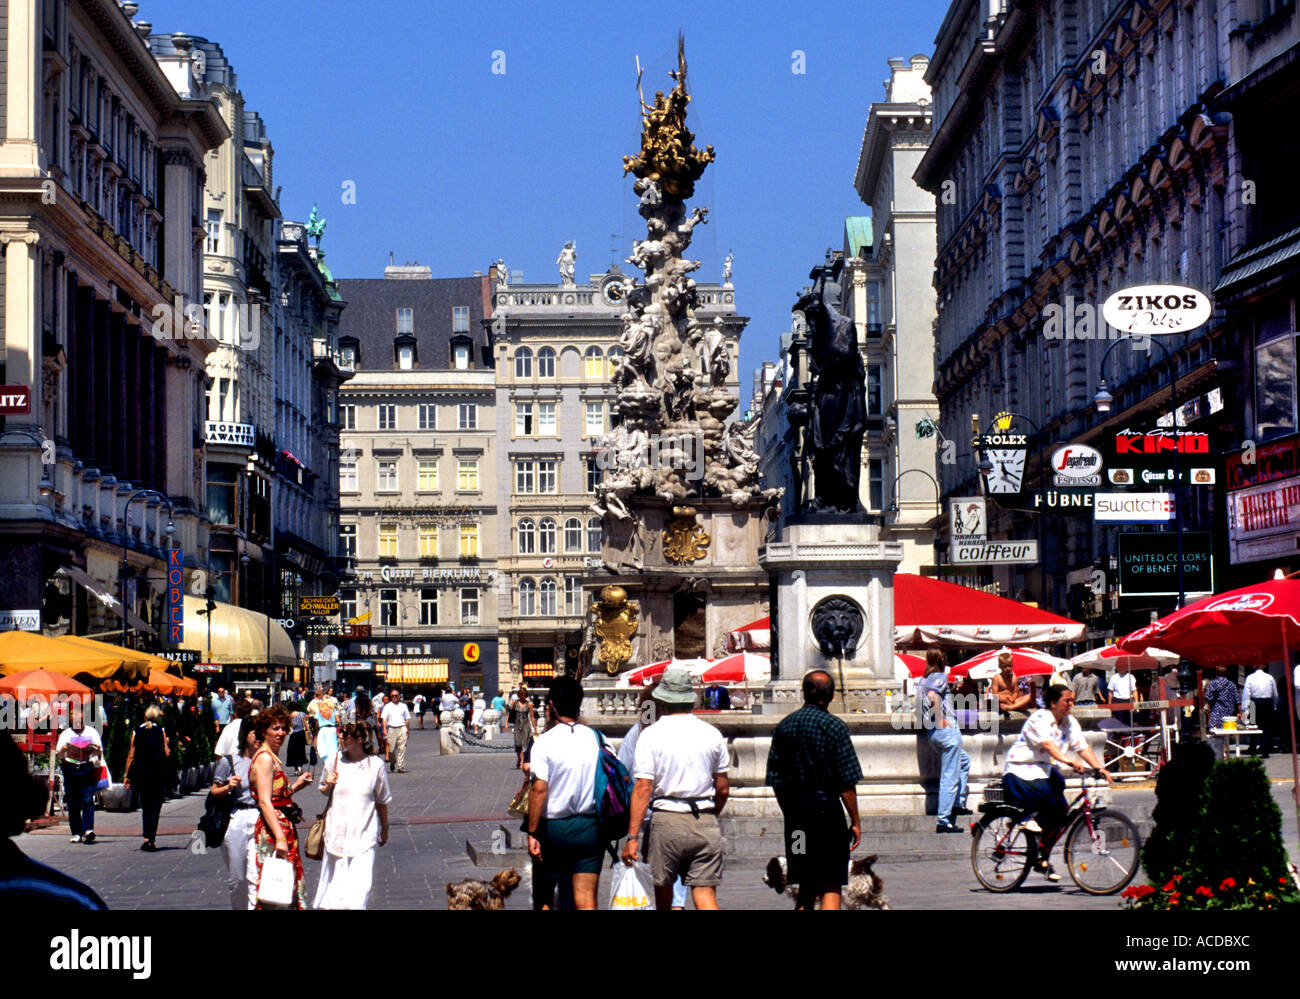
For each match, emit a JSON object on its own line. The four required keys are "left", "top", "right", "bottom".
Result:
{"left": 971, "top": 815, "right": 1035, "bottom": 892}
{"left": 1065, "top": 810, "right": 1141, "bottom": 895}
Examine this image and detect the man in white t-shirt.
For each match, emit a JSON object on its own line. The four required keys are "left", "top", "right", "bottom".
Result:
{"left": 1242, "top": 664, "right": 1278, "bottom": 758}
{"left": 1002, "top": 684, "right": 1111, "bottom": 881}
{"left": 380, "top": 690, "right": 411, "bottom": 773}
{"left": 413, "top": 693, "right": 427, "bottom": 729}
{"left": 622, "top": 667, "right": 729, "bottom": 910}
{"left": 527, "top": 677, "right": 604, "bottom": 910}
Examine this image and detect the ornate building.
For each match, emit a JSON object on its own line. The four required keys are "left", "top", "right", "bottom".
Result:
{"left": 0, "top": 1, "right": 223, "bottom": 641}
{"left": 914, "top": 0, "right": 1242, "bottom": 634}
{"left": 335, "top": 264, "right": 499, "bottom": 693}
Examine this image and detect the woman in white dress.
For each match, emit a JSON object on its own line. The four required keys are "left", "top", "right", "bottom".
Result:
{"left": 313, "top": 722, "right": 391, "bottom": 910}
{"left": 471, "top": 694, "right": 487, "bottom": 734}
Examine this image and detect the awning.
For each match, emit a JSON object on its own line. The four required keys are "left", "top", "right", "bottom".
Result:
{"left": 58, "top": 635, "right": 178, "bottom": 674}
{"left": 383, "top": 660, "right": 449, "bottom": 683}
{"left": 522, "top": 664, "right": 554, "bottom": 678}
{"left": 893, "top": 573, "right": 1086, "bottom": 647}
{"left": 0, "top": 630, "right": 150, "bottom": 683}
{"left": 57, "top": 565, "right": 154, "bottom": 635}
{"left": 180, "top": 595, "right": 295, "bottom": 666}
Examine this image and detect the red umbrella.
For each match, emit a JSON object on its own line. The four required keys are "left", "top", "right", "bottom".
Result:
{"left": 893, "top": 574, "right": 1085, "bottom": 647}
{"left": 699, "top": 653, "right": 771, "bottom": 685}
{"left": 894, "top": 653, "right": 927, "bottom": 679}
{"left": 0, "top": 669, "right": 93, "bottom": 698}
{"left": 949, "top": 647, "right": 1071, "bottom": 680}
{"left": 724, "top": 616, "right": 771, "bottom": 653}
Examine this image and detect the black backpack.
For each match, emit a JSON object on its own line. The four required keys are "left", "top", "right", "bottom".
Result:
{"left": 197, "top": 757, "right": 235, "bottom": 848}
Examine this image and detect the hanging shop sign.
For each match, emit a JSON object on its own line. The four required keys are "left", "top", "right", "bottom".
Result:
{"left": 949, "top": 497, "right": 988, "bottom": 539}
{"left": 952, "top": 539, "right": 1039, "bottom": 564}
{"left": 1113, "top": 429, "right": 1210, "bottom": 456}
{"left": 1094, "top": 492, "right": 1175, "bottom": 523}
{"left": 0, "top": 609, "right": 40, "bottom": 631}
{"left": 1050, "top": 444, "right": 1103, "bottom": 487}
{"left": 982, "top": 449, "right": 1027, "bottom": 494}
{"left": 0, "top": 385, "right": 32, "bottom": 414}
{"left": 1226, "top": 434, "right": 1298, "bottom": 492}
{"left": 463, "top": 642, "right": 480, "bottom": 663}
{"left": 1101, "top": 285, "right": 1213, "bottom": 335}
{"left": 166, "top": 547, "right": 184, "bottom": 645}
{"left": 1227, "top": 474, "right": 1300, "bottom": 564}
{"left": 194, "top": 662, "right": 222, "bottom": 674}
{"left": 299, "top": 595, "right": 340, "bottom": 616}
{"left": 159, "top": 649, "right": 200, "bottom": 665}
{"left": 1118, "top": 532, "right": 1214, "bottom": 597}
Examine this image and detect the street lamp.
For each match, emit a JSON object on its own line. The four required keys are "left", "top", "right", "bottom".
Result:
{"left": 887, "top": 468, "right": 940, "bottom": 515}
{"left": 1094, "top": 337, "right": 1186, "bottom": 608}
{"left": 121, "top": 488, "right": 174, "bottom": 649}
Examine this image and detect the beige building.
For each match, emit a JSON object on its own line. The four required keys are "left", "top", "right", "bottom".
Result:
{"left": 0, "top": 1, "right": 224, "bottom": 638}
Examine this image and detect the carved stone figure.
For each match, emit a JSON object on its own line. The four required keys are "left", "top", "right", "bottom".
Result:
{"left": 722, "top": 250, "right": 733, "bottom": 284}
{"left": 811, "top": 596, "right": 865, "bottom": 660}
{"left": 496, "top": 258, "right": 508, "bottom": 286}
{"left": 556, "top": 241, "right": 577, "bottom": 286}
{"left": 593, "top": 585, "right": 640, "bottom": 675}
{"left": 794, "top": 258, "right": 866, "bottom": 513}
{"left": 703, "top": 316, "right": 729, "bottom": 387}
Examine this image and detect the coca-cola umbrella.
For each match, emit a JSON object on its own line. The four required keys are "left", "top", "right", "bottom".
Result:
{"left": 621, "top": 658, "right": 712, "bottom": 687}
{"left": 949, "top": 647, "right": 1072, "bottom": 681}
{"left": 699, "top": 653, "right": 771, "bottom": 685}
{"left": 894, "top": 653, "right": 928, "bottom": 679}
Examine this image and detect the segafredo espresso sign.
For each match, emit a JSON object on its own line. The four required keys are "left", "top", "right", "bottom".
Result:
{"left": 1101, "top": 285, "right": 1212, "bottom": 335}
{"left": 1051, "top": 444, "right": 1103, "bottom": 487}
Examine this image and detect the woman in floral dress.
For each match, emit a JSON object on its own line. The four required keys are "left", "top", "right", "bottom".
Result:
{"left": 247, "top": 705, "right": 313, "bottom": 908}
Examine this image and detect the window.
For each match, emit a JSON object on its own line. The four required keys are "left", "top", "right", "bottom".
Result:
{"left": 585, "top": 402, "right": 604, "bottom": 437}
{"left": 869, "top": 458, "right": 884, "bottom": 512}
{"left": 564, "top": 517, "right": 582, "bottom": 552}
{"left": 398, "top": 345, "right": 414, "bottom": 370}
{"left": 206, "top": 465, "right": 237, "bottom": 526}
{"left": 379, "top": 589, "right": 398, "bottom": 627}
{"left": 419, "top": 525, "right": 438, "bottom": 558}
{"left": 340, "top": 588, "right": 358, "bottom": 622}
{"left": 340, "top": 458, "right": 358, "bottom": 492}
{"left": 868, "top": 365, "right": 883, "bottom": 416}
{"left": 458, "top": 460, "right": 479, "bottom": 491}
{"left": 339, "top": 524, "right": 357, "bottom": 558}
{"left": 538, "top": 402, "right": 556, "bottom": 435}
{"left": 517, "top": 518, "right": 536, "bottom": 554}
{"left": 377, "top": 460, "right": 398, "bottom": 491}
{"left": 1254, "top": 304, "right": 1296, "bottom": 439}
{"left": 519, "top": 578, "right": 537, "bottom": 616}
{"left": 378, "top": 405, "right": 396, "bottom": 430}
{"left": 460, "top": 587, "right": 479, "bottom": 625}
{"left": 454, "top": 344, "right": 470, "bottom": 370}
{"left": 205, "top": 209, "right": 222, "bottom": 255}
{"left": 584, "top": 346, "right": 604, "bottom": 378}
{"left": 515, "top": 461, "right": 535, "bottom": 494}
{"left": 587, "top": 517, "right": 602, "bottom": 553}
{"left": 515, "top": 347, "right": 533, "bottom": 378}
{"left": 564, "top": 576, "right": 580, "bottom": 615}
{"left": 378, "top": 523, "right": 399, "bottom": 558}
{"left": 418, "top": 404, "right": 437, "bottom": 430}
{"left": 453, "top": 306, "right": 470, "bottom": 333}
{"left": 539, "top": 578, "right": 558, "bottom": 616}
{"left": 538, "top": 518, "right": 557, "bottom": 554}
{"left": 459, "top": 524, "right": 479, "bottom": 558}
{"left": 867, "top": 281, "right": 882, "bottom": 326}
{"left": 585, "top": 457, "right": 599, "bottom": 493}
{"left": 420, "top": 588, "right": 438, "bottom": 626}
{"left": 396, "top": 308, "right": 413, "bottom": 334}
{"left": 341, "top": 345, "right": 357, "bottom": 369}
{"left": 538, "top": 347, "right": 556, "bottom": 378}
{"left": 340, "top": 405, "right": 356, "bottom": 430}
{"left": 418, "top": 460, "right": 439, "bottom": 491}
{"left": 515, "top": 403, "right": 534, "bottom": 436}
{"left": 458, "top": 404, "right": 477, "bottom": 429}
{"left": 538, "top": 459, "right": 557, "bottom": 494}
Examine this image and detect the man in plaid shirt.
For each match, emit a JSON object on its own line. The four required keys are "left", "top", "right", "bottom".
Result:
{"left": 765, "top": 670, "right": 862, "bottom": 909}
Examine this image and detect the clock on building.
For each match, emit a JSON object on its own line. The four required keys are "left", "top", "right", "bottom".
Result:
{"left": 984, "top": 449, "right": 1026, "bottom": 494}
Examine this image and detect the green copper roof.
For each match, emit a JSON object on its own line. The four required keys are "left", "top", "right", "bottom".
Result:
{"left": 845, "top": 216, "right": 872, "bottom": 257}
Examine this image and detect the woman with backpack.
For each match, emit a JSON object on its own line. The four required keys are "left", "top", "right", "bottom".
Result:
{"left": 123, "top": 704, "right": 170, "bottom": 852}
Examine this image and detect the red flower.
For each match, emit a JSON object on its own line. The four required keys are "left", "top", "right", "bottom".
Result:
{"left": 1220, "top": 878, "right": 1237, "bottom": 891}
{"left": 1195, "top": 886, "right": 1214, "bottom": 898}
{"left": 1163, "top": 880, "right": 1177, "bottom": 892}
{"left": 1122, "top": 884, "right": 1156, "bottom": 900}
{"left": 1173, "top": 874, "right": 1183, "bottom": 882}
{"left": 1281, "top": 878, "right": 1289, "bottom": 886}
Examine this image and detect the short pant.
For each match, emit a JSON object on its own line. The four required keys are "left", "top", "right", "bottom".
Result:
{"left": 647, "top": 810, "right": 724, "bottom": 887}
{"left": 539, "top": 814, "right": 603, "bottom": 875}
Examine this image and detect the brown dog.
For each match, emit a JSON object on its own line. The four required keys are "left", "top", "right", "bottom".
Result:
{"left": 445, "top": 868, "right": 522, "bottom": 910}
{"left": 763, "top": 854, "right": 890, "bottom": 910}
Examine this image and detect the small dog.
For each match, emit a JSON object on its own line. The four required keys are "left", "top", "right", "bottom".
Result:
{"left": 445, "top": 868, "right": 522, "bottom": 910}
{"left": 763, "top": 855, "right": 890, "bottom": 910}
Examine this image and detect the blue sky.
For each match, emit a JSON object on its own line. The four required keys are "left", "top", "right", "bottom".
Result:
{"left": 154, "top": 0, "right": 952, "bottom": 386}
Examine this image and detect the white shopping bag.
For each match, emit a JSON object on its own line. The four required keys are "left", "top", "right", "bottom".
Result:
{"left": 608, "top": 861, "right": 655, "bottom": 910}
{"left": 257, "top": 856, "right": 296, "bottom": 908}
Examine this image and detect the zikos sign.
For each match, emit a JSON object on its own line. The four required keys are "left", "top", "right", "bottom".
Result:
{"left": 1101, "top": 285, "right": 1212, "bottom": 335}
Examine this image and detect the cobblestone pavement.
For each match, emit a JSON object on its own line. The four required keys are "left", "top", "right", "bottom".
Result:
{"left": 15, "top": 727, "right": 1298, "bottom": 910}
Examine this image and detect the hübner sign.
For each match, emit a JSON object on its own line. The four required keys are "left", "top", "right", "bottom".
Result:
{"left": 952, "top": 539, "right": 1039, "bottom": 564}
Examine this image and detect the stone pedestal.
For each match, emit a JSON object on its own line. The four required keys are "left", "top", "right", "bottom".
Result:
{"left": 760, "top": 516, "right": 903, "bottom": 682}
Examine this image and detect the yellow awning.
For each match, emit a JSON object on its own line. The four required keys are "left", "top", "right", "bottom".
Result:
{"left": 180, "top": 596, "right": 295, "bottom": 666}
{"left": 0, "top": 630, "right": 150, "bottom": 682}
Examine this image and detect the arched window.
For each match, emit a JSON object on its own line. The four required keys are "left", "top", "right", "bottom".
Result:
{"left": 518, "top": 578, "right": 537, "bottom": 616}
{"left": 607, "top": 345, "right": 625, "bottom": 377}
{"left": 587, "top": 517, "right": 602, "bottom": 553}
{"left": 515, "top": 347, "right": 533, "bottom": 379}
{"left": 537, "top": 346, "right": 556, "bottom": 378}
{"left": 538, "top": 517, "right": 557, "bottom": 554}
{"left": 584, "top": 346, "right": 604, "bottom": 378}
{"left": 517, "top": 518, "right": 536, "bottom": 555}
{"left": 564, "top": 517, "right": 582, "bottom": 552}
{"left": 539, "top": 577, "right": 557, "bottom": 616}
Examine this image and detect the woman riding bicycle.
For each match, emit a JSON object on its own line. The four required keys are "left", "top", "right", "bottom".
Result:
{"left": 1003, "top": 684, "right": 1112, "bottom": 881}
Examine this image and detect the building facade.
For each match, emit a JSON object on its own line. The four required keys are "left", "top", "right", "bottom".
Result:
{"left": 335, "top": 264, "right": 499, "bottom": 694}
{"left": 0, "top": 1, "right": 223, "bottom": 641}
{"left": 915, "top": 0, "right": 1238, "bottom": 635}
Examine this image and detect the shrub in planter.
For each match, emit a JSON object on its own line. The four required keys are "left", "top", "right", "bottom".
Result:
{"left": 1140, "top": 740, "right": 1215, "bottom": 888}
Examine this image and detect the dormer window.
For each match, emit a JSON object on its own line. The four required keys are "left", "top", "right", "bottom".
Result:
{"left": 396, "top": 308, "right": 413, "bottom": 334}
{"left": 394, "top": 332, "right": 418, "bottom": 369}
{"left": 451, "top": 335, "right": 473, "bottom": 370}
{"left": 339, "top": 336, "right": 360, "bottom": 369}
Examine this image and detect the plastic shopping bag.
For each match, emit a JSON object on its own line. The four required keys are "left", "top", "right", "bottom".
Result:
{"left": 608, "top": 861, "right": 655, "bottom": 910}
{"left": 92, "top": 762, "right": 111, "bottom": 792}
{"left": 256, "top": 856, "right": 296, "bottom": 908}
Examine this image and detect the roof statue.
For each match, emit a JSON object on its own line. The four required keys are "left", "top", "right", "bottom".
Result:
{"left": 306, "top": 204, "right": 326, "bottom": 247}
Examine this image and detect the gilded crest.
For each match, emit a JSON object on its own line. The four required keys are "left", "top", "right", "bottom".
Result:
{"left": 663, "top": 506, "right": 709, "bottom": 564}
{"left": 593, "top": 585, "right": 640, "bottom": 675}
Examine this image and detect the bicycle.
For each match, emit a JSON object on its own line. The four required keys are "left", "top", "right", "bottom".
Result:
{"left": 970, "top": 770, "right": 1141, "bottom": 895}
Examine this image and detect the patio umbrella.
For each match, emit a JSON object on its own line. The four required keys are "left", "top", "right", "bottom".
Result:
{"left": 698, "top": 653, "right": 771, "bottom": 685}
{"left": 893, "top": 573, "right": 1086, "bottom": 647}
{"left": 58, "top": 635, "right": 181, "bottom": 675}
{"left": 949, "top": 646, "right": 1071, "bottom": 681}
{"left": 0, "top": 630, "right": 150, "bottom": 684}
{"left": 1070, "top": 644, "right": 1180, "bottom": 672}
{"left": 724, "top": 616, "right": 771, "bottom": 653}
{"left": 894, "top": 653, "right": 928, "bottom": 679}
{"left": 0, "top": 668, "right": 93, "bottom": 699}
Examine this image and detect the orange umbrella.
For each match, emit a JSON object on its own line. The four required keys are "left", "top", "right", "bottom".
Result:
{"left": 0, "top": 668, "right": 93, "bottom": 698}
{"left": 0, "top": 630, "right": 148, "bottom": 683}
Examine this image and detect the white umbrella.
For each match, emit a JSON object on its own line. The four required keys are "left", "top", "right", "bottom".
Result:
{"left": 1071, "top": 645, "right": 1180, "bottom": 672}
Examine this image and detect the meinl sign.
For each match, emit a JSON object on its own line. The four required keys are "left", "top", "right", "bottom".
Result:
{"left": 1118, "top": 532, "right": 1214, "bottom": 597}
